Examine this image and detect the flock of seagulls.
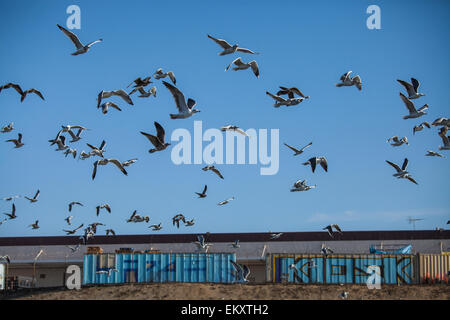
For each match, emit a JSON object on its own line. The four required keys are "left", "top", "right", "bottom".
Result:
{"left": 0, "top": 22, "right": 448, "bottom": 276}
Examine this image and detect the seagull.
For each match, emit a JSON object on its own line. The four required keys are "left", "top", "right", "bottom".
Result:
{"left": 53, "top": 135, "right": 69, "bottom": 151}
{"left": 106, "top": 229, "right": 116, "bottom": 236}
{"left": 338, "top": 291, "right": 349, "bottom": 299}
{"left": 331, "top": 224, "right": 343, "bottom": 234}
{"left": 66, "top": 244, "right": 80, "bottom": 253}
{"left": 336, "top": 71, "right": 362, "bottom": 90}
{"left": 323, "top": 225, "right": 334, "bottom": 237}
{"left": 163, "top": 81, "right": 200, "bottom": 119}
{"left": 303, "top": 157, "right": 328, "bottom": 173}
{"left": 321, "top": 243, "right": 334, "bottom": 256}
{"left": 400, "top": 92, "right": 428, "bottom": 119}
{"left": 140, "top": 121, "right": 170, "bottom": 153}
{"left": 3, "top": 203, "right": 17, "bottom": 220}
{"left": 65, "top": 216, "right": 73, "bottom": 225}
{"left": 64, "top": 148, "right": 77, "bottom": 159}
{"left": 79, "top": 151, "right": 92, "bottom": 160}
{"left": 153, "top": 68, "right": 176, "bottom": 85}
{"left": 98, "top": 102, "right": 122, "bottom": 114}
{"left": 2, "top": 196, "right": 20, "bottom": 201}
{"left": 63, "top": 224, "right": 84, "bottom": 235}
{"left": 185, "top": 218, "right": 195, "bottom": 227}
{"left": 1, "top": 123, "right": 14, "bottom": 133}
{"left": 284, "top": 142, "right": 312, "bottom": 156}
{"left": 96, "top": 268, "right": 119, "bottom": 277}
{"left": 387, "top": 136, "right": 409, "bottom": 147}
{"left": 88, "top": 222, "right": 105, "bottom": 234}
{"left": 266, "top": 91, "right": 306, "bottom": 108}
{"left": 202, "top": 165, "right": 224, "bottom": 179}
{"left": 136, "top": 86, "right": 157, "bottom": 98}
{"left": 121, "top": 158, "right": 138, "bottom": 167}
{"left": 277, "top": 87, "right": 310, "bottom": 100}
{"left": 218, "top": 197, "right": 235, "bottom": 206}
{"left": 127, "top": 76, "right": 152, "bottom": 89}
{"left": 432, "top": 118, "right": 450, "bottom": 127}
{"left": 172, "top": 214, "right": 186, "bottom": 228}
{"left": 6, "top": 133, "right": 24, "bottom": 148}
{"left": 57, "top": 24, "right": 102, "bottom": 55}
{"left": 230, "top": 260, "right": 250, "bottom": 283}
{"left": 96, "top": 204, "right": 111, "bottom": 216}
{"left": 28, "top": 220, "right": 39, "bottom": 229}
{"left": 231, "top": 240, "right": 240, "bottom": 249}
{"left": 220, "top": 125, "right": 249, "bottom": 137}
{"left": 149, "top": 223, "right": 162, "bottom": 231}
{"left": 0, "top": 255, "right": 11, "bottom": 264}
{"left": 386, "top": 158, "right": 418, "bottom": 184}
{"left": 24, "top": 190, "right": 40, "bottom": 203}
{"left": 425, "top": 150, "right": 444, "bottom": 157}
{"left": 87, "top": 140, "right": 106, "bottom": 158}
{"left": 397, "top": 78, "right": 425, "bottom": 99}
{"left": 92, "top": 158, "right": 128, "bottom": 180}
{"left": 438, "top": 126, "right": 450, "bottom": 150}
{"left": 290, "top": 180, "right": 316, "bottom": 192}
{"left": 207, "top": 34, "right": 258, "bottom": 56}
{"left": 20, "top": 88, "right": 45, "bottom": 102}
{"left": 225, "top": 57, "right": 259, "bottom": 78}
{"left": 270, "top": 233, "right": 283, "bottom": 240}
{"left": 126, "top": 210, "right": 149, "bottom": 223}
{"left": 192, "top": 234, "right": 212, "bottom": 251}
{"left": 413, "top": 122, "right": 431, "bottom": 135}
{"left": 98, "top": 89, "right": 133, "bottom": 107}
{"left": 60, "top": 125, "right": 87, "bottom": 134}
{"left": 195, "top": 185, "right": 208, "bottom": 198}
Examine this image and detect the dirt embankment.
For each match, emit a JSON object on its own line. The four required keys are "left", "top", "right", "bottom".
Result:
{"left": 5, "top": 283, "right": 450, "bottom": 300}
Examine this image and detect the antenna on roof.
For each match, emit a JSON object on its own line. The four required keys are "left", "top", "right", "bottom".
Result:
{"left": 407, "top": 216, "right": 424, "bottom": 230}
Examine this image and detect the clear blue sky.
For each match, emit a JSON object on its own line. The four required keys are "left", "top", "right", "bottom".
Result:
{"left": 0, "top": 0, "right": 449, "bottom": 237}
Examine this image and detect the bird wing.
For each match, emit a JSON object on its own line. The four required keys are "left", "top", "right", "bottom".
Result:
{"left": 397, "top": 79, "right": 415, "bottom": 96}
{"left": 319, "top": 158, "right": 328, "bottom": 172}
{"left": 140, "top": 131, "right": 162, "bottom": 148}
{"left": 86, "top": 39, "right": 103, "bottom": 48}
{"left": 57, "top": 24, "right": 84, "bottom": 49}
{"left": 242, "top": 265, "right": 251, "bottom": 279}
{"left": 225, "top": 57, "right": 243, "bottom": 71}
{"left": 0, "top": 83, "right": 24, "bottom": 95}
{"left": 422, "top": 122, "right": 430, "bottom": 128}
{"left": 301, "top": 142, "right": 313, "bottom": 152}
{"left": 340, "top": 71, "right": 352, "bottom": 81}
{"left": 212, "top": 167, "right": 224, "bottom": 179}
{"left": 107, "top": 159, "right": 128, "bottom": 176}
{"left": 230, "top": 260, "right": 243, "bottom": 276}
{"left": 407, "top": 176, "right": 418, "bottom": 185}
{"left": 386, "top": 160, "right": 402, "bottom": 173}
{"left": 236, "top": 47, "right": 257, "bottom": 54}
{"left": 92, "top": 161, "right": 99, "bottom": 180}
{"left": 411, "top": 78, "right": 420, "bottom": 93}
{"left": 203, "top": 185, "right": 207, "bottom": 194}
{"left": 401, "top": 158, "right": 409, "bottom": 171}
{"left": 104, "top": 102, "right": 122, "bottom": 112}
{"left": 34, "top": 189, "right": 40, "bottom": 199}
{"left": 112, "top": 90, "right": 133, "bottom": 105}
{"left": 284, "top": 143, "right": 300, "bottom": 153}
{"left": 400, "top": 93, "right": 417, "bottom": 113}
{"left": 249, "top": 61, "right": 259, "bottom": 78}
{"left": 154, "top": 121, "right": 166, "bottom": 143}
{"left": 21, "top": 89, "right": 45, "bottom": 102}
{"left": 266, "top": 92, "right": 286, "bottom": 102}
{"left": 207, "top": 34, "right": 232, "bottom": 49}
{"left": 307, "top": 158, "right": 317, "bottom": 173}
{"left": 291, "top": 87, "right": 306, "bottom": 98}
{"left": 167, "top": 72, "right": 176, "bottom": 85}
{"left": 162, "top": 81, "right": 189, "bottom": 113}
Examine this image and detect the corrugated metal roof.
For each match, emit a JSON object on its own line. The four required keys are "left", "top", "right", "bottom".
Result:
{"left": 0, "top": 230, "right": 448, "bottom": 247}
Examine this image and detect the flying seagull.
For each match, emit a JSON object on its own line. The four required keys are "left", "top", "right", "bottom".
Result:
{"left": 425, "top": 150, "right": 444, "bottom": 157}
{"left": 218, "top": 197, "right": 235, "bottom": 206}
{"left": 106, "top": 229, "right": 116, "bottom": 236}
{"left": 64, "top": 148, "right": 77, "bottom": 159}
{"left": 0, "top": 255, "right": 11, "bottom": 264}
{"left": 323, "top": 224, "right": 343, "bottom": 237}
{"left": 1, "top": 123, "right": 14, "bottom": 133}
{"left": 24, "top": 190, "right": 40, "bottom": 203}
{"left": 413, "top": 122, "right": 430, "bottom": 135}
{"left": 126, "top": 210, "right": 149, "bottom": 223}
{"left": 277, "top": 87, "right": 310, "bottom": 99}
{"left": 98, "top": 102, "right": 122, "bottom": 114}
{"left": 63, "top": 224, "right": 84, "bottom": 235}
{"left": 87, "top": 140, "right": 106, "bottom": 158}
{"left": 397, "top": 78, "right": 425, "bottom": 99}
{"left": 92, "top": 158, "right": 128, "bottom": 180}
{"left": 66, "top": 244, "right": 80, "bottom": 253}
{"left": 321, "top": 243, "right": 334, "bottom": 256}
{"left": 400, "top": 92, "right": 428, "bottom": 119}
{"left": 386, "top": 158, "right": 418, "bottom": 184}
{"left": 270, "top": 233, "right": 283, "bottom": 240}
{"left": 53, "top": 136, "right": 69, "bottom": 151}
{"left": 140, "top": 122, "right": 170, "bottom": 153}
{"left": 221, "top": 125, "right": 249, "bottom": 137}
{"left": 79, "top": 151, "right": 92, "bottom": 160}
{"left": 96, "top": 268, "right": 119, "bottom": 277}
{"left": 303, "top": 157, "right": 328, "bottom": 173}
{"left": 230, "top": 260, "right": 250, "bottom": 283}
{"left": 57, "top": 24, "right": 102, "bottom": 55}
{"left": 202, "top": 165, "right": 224, "bottom": 179}
{"left": 121, "top": 158, "right": 138, "bottom": 167}
{"left": 225, "top": 57, "right": 259, "bottom": 78}
{"left": 65, "top": 216, "right": 73, "bottom": 225}
{"left": 290, "top": 179, "right": 316, "bottom": 192}
{"left": 338, "top": 291, "right": 349, "bottom": 300}
{"left": 134, "top": 86, "right": 157, "bottom": 98}
{"left": 438, "top": 126, "right": 450, "bottom": 150}
{"left": 387, "top": 136, "right": 409, "bottom": 147}
{"left": 6, "top": 133, "right": 24, "bottom": 148}
{"left": 96, "top": 204, "right": 111, "bottom": 216}
{"left": 153, "top": 68, "right": 176, "bottom": 85}
{"left": 149, "top": 223, "right": 162, "bottom": 231}
{"left": 172, "top": 214, "right": 186, "bottom": 228}
{"left": 207, "top": 34, "right": 258, "bottom": 56}
{"left": 195, "top": 185, "right": 208, "bottom": 198}
{"left": 231, "top": 240, "right": 240, "bottom": 249}
{"left": 20, "top": 88, "right": 45, "bottom": 102}
{"left": 2, "top": 195, "right": 20, "bottom": 201}
{"left": 163, "top": 81, "right": 200, "bottom": 119}
{"left": 185, "top": 218, "right": 195, "bottom": 227}
{"left": 98, "top": 89, "right": 133, "bottom": 107}
{"left": 266, "top": 91, "right": 306, "bottom": 108}
{"left": 432, "top": 118, "right": 450, "bottom": 127}
{"left": 3, "top": 203, "right": 17, "bottom": 220}
{"left": 127, "top": 76, "right": 152, "bottom": 89}
{"left": 336, "top": 71, "right": 362, "bottom": 90}
{"left": 284, "top": 142, "right": 312, "bottom": 156}
{"left": 192, "top": 234, "right": 212, "bottom": 251}
{"left": 28, "top": 220, "right": 39, "bottom": 230}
